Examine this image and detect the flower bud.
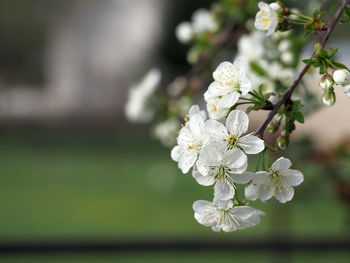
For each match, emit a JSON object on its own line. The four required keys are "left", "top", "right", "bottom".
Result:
{"left": 343, "top": 84, "right": 350, "bottom": 98}
{"left": 269, "top": 2, "right": 282, "bottom": 13}
{"left": 281, "top": 51, "right": 294, "bottom": 65}
{"left": 314, "top": 43, "right": 323, "bottom": 57}
{"left": 175, "top": 22, "right": 193, "bottom": 44}
{"left": 321, "top": 87, "right": 336, "bottom": 106}
{"left": 276, "top": 134, "right": 289, "bottom": 150}
{"left": 267, "top": 120, "right": 280, "bottom": 133}
{"left": 319, "top": 74, "right": 334, "bottom": 90}
{"left": 333, "top": 69, "right": 350, "bottom": 85}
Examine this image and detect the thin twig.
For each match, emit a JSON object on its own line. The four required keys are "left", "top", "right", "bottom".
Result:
{"left": 254, "top": 0, "right": 349, "bottom": 139}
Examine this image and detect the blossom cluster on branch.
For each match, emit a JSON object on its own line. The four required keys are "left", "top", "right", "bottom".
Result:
{"left": 125, "top": 0, "right": 350, "bottom": 232}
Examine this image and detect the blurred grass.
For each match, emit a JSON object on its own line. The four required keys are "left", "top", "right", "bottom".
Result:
{"left": 0, "top": 127, "right": 349, "bottom": 262}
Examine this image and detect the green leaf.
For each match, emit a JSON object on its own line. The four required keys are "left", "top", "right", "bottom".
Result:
{"left": 332, "top": 61, "right": 349, "bottom": 70}
{"left": 303, "top": 59, "right": 314, "bottom": 65}
{"left": 294, "top": 111, "right": 304, "bottom": 123}
{"left": 326, "top": 47, "right": 338, "bottom": 58}
{"left": 250, "top": 61, "right": 267, "bottom": 76}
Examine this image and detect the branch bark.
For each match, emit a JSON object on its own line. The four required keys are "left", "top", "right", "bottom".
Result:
{"left": 254, "top": 0, "right": 349, "bottom": 139}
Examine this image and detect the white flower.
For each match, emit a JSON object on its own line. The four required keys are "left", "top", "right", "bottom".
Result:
{"left": 237, "top": 31, "right": 265, "bottom": 62}
{"left": 193, "top": 142, "right": 250, "bottom": 201}
{"left": 333, "top": 69, "right": 350, "bottom": 86}
{"left": 204, "top": 59, "right": 252, "bottom": 117}
{"left": 192, "top": 8, "right": 218, "bottom": 34}
{"left": 153, "top": 118, "right": 180, "bottom": 147}
{"left": 193, "top": 199, "right": 265, "bottom": 232}
{"left": 281, "top": 51, "right": 294, "bottom": 65}
{"left": 254, "top": 2, "right": 279, "bottom": 36}
{"left": 320, "top": 74, "right": 334, "bottom": 90}
{"left": 205, "top": 110, "right": 265, "bottom": 155}
{"left": 245, "top": 157, "right": 304, "bottom": 203}
{"left": 278, "top": 40, "right": 291, "bottom": 52}
{"left": 171, "top": 105, "right": 208, "bottom": 174}
{"left": 343, "top": 84, "right": 350, "bottom": 98}
{"left": 175, "top": 22, "right": 194, "bottom": 44}
{"left": 124, "top": 68, "right": 161, "bottom": 123}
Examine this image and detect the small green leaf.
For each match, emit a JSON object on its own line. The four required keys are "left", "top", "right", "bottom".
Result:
{"left": 250, "top": 61, "right": 267, "bottom": 76}
{"left": 294, "top": 111, "right": 304, "bottom": 123}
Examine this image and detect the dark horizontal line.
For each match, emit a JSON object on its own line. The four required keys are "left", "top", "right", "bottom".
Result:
{"left": 0, "top": 238, "right": 350, "bottom": 254}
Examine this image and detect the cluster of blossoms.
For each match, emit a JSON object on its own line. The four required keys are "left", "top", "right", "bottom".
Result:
{"left": 320, "top": 69, "right": 350, "bottom": 106}
{"left": 124, "top": 68, "right": 161, "bottom": 123}
{"left": 175, "top": 8, "right": 219, "bottom": 44}
{"left": 171, "top": 58, "right": 304, "bottom": 232}
{"left": 124, "top": 0, "right": 350, "bottom": 233}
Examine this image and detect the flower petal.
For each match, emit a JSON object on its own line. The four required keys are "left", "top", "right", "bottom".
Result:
{"left": 219, "top": 92, "right": 240, "bottom": 108}
{"left": 224, "top": 148, "right": 248, "bottom": 173}
{"left": 178, "top": 149, "right": 197, "bottom": 173}
{"left": 192, "top": 168, "right": 216, "bottom": 186}
{"left": 226, "top": 110, "right": 249, "bottom": 136}
{"left": 272, "top": 157, "right": 292, "bottom": 171}
{"left": 171, "top": 145, "right": 182, "bottom": 162}
{"left": 245, "top": 183, "right": 262, "bottom": 201}
{"left": 189, "top": 114, "right": 205, "bottom": 139}
{"left": 274, "top": 186, "right": 294, "bottom": 203}
{"left": 214, "top": 178, "right": 235, "bottom": 200}
{"left": 229, "top": 171, "right": 253, "bottom": 184}
{"left": 259, "top": 183, "right": 274, "bottom": 201}
{"left": 204, "top": 119, "right": 228, "bottom": 142}
{"left": 239, "top": 134, "right": 265, "bottom": 154}
{"left": 252, "top": 171, "right": 270, "bottom": 184}
{"left": 281, "top": 169, "right": 304, "bottom": 186}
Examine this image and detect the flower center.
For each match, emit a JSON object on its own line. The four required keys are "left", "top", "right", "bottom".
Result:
{"left": 225, "top": 134, "right": 239, "bottom": 149}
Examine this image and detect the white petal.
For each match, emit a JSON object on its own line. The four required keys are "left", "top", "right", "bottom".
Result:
{"left": 195, "top": 157, "right": 210, "bottom": 176}
{"left": 245, "top": 183, "right": 262, "bottom": 201}
{"left": 213, "top": 199, "right": 233, "bottom": 210}
{"left": 274, "top": 186, "right": 294, "bottom": 203}
{"left": 213, "top": 62, "right": 235, "bottom": 87}
{"left": 219, "top": 92, "right": 240, "bottom": 108}
{"left": 259, "top": 184, "right": 275, "bottom": 201}
{"left": 192, "top": 168, "right": 216, "bottom": 186}
{"left": 272, "top": 157, "right": 292, "bottom": 171}
{"left": 239, "top": 77, "right": 252, "bottom": 95}
{"left": 226, "top": 110, "right": 249, "bottom": 136}
{"left": 252, "top": 171, "right": 270, "bottom": 184}
{"left": 281, "top": 169, "right": 304, "bottom": 186}
{"left": 239, "top": 135, "right": 265, "bottom": 154}
{"left": 204, "top": 119, "right": 228, "bottom": 141}
{"left": 189, "top": 114, "right": 205, "bottom": 139}
{"left": 171, "top": 145, "right": 182, "bottom": 162}
{"left": 214, "top": 178, "right": 235, "bottom": 200}
{"left": 178, "top": 149, "right": 197, "bottom": 173}
{"left": 205, "top": 81, "right": 226, "bottom": 99}
{"left": 258, "top": 1, "right": 269, "bottom": 10}
{"left": 224, "top": 149, "right": 248, "bottom": 173}
{"left": 229, "top": 171, "right": 253, "bottom": 184}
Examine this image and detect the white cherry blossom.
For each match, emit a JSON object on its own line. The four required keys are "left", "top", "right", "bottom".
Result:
{"left": 254, "top": 2, "right": 279, "bottom": 36}
{"left": 343, "top": 84, "right": 350, "bottom": 98}
{"left": 124, "top": 68, "right": 161, "bottom": 123}
{"left": 193, "top": 199, "right": 265, "bottom": 232}
{"left": 192, "top": 8, "right": 218, "bottom": 34}
{"left": 193, "top": 142, "right": 250, "bottom": 201}
{"left": 204, "top": 59, "right": 252, "bottom": 117}
{"left": 245, "top": 157, "right": 304, "bottom": 203}
{"left": 333, "top": 69, "right": 350, "bottom": 85}
{"left": 205, "top": 110, "right": 265, "bottom": 155}
{"left": 171, "top": 105, "right": 208, "bottom": 174}
{"left": 175, "top": 22, "right": 194, "bottom": 44}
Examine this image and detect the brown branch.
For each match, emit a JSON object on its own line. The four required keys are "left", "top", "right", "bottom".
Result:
{"left": 254, "top": 0, "right": 349, "bottom": 139}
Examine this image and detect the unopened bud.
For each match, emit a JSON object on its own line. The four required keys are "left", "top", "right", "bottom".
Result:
{"left": 270, "top": 2, "right": 282, "bottom": 13}
{"left": 333, "top": 69, "right": 350, "bottom": 85}
{"left": 267, "top": 121, "right": 280, "bottom": 133}
{"left": 319, "top": 74, "right": 334, "bottom": 90}
{"left": 321, "top": 87, "right": 336, "bottom": 106}
{"left": 276, "top": 134, "right": 289, "bottom": 150}
{"left": 314, "top": 43, "right": 323, "bottom": 57}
